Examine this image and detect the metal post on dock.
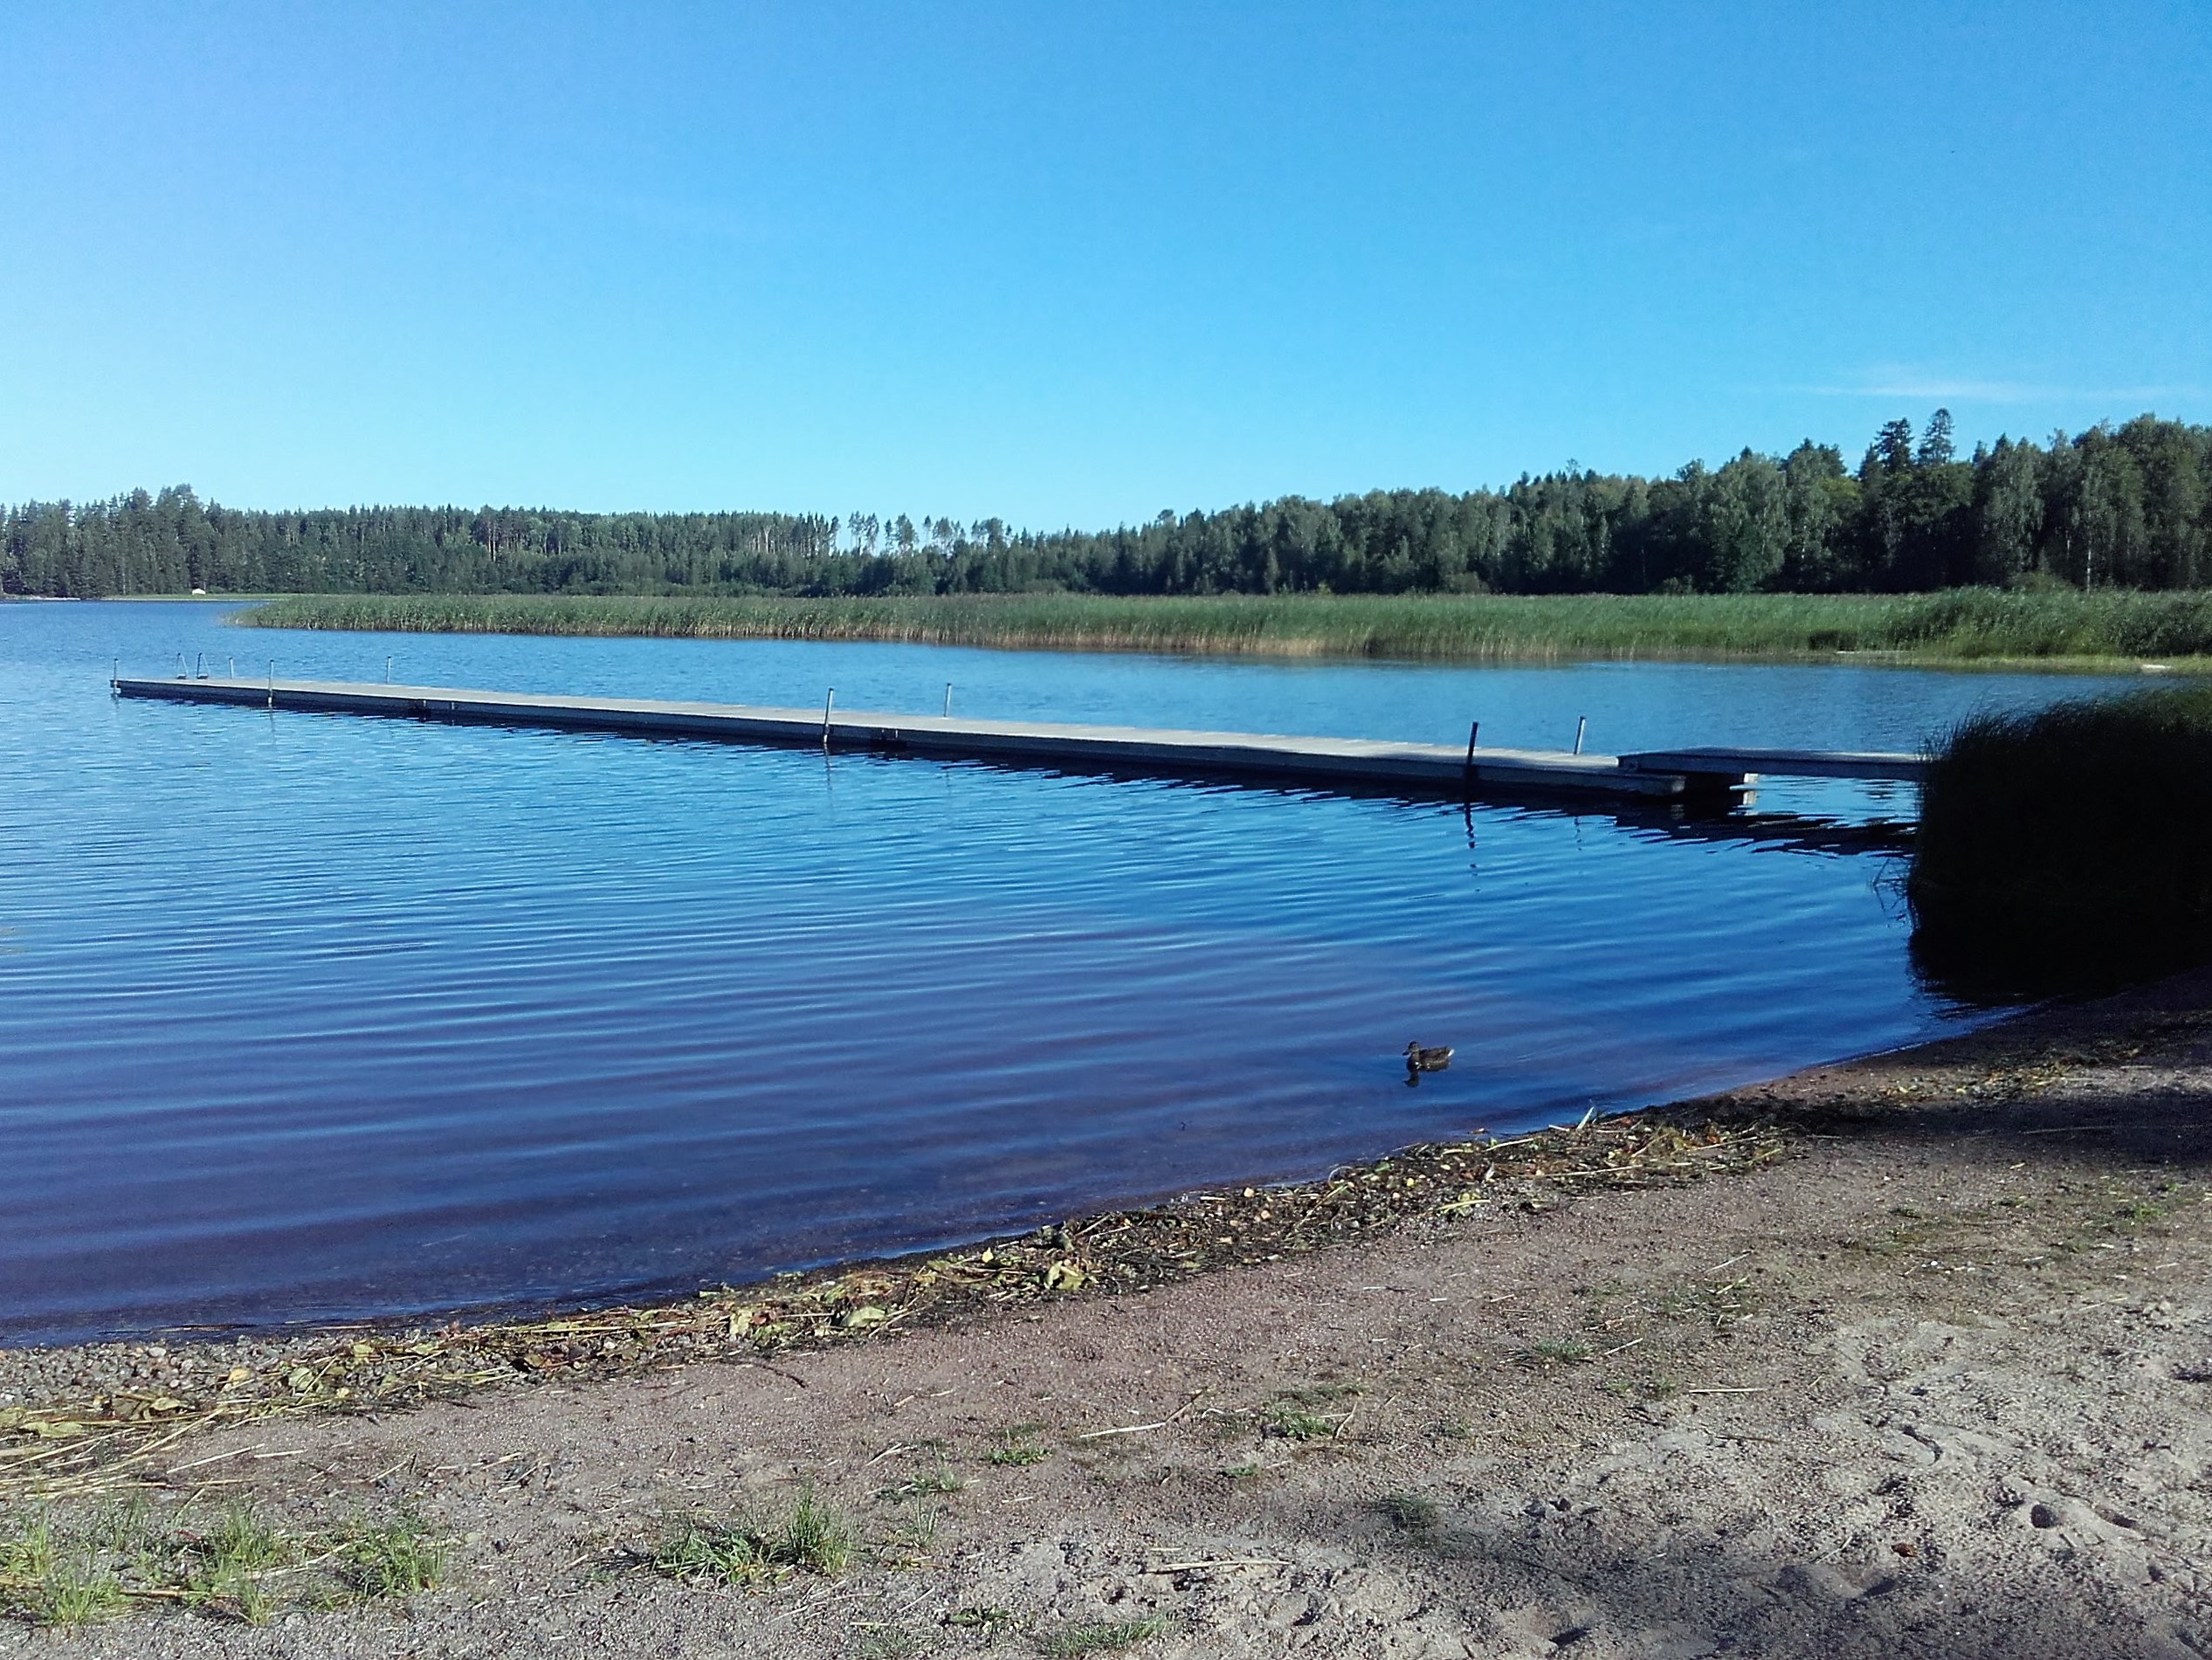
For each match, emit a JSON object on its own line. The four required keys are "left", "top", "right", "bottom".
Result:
{"left": 943, "top": 683, "right": 953, "bottom": 719}
{"left": 196, "top": 652, "right": 205, "bottom": 679}
{"left": 1464, "top": 721, "right": 1479, "bottom": 767}
{"left": 176, "top": 652, "right": 188, "bottom": 679}
{"left": 386, "top": 658, "right": 393, "bottom": 684}
{"left": 112, "top": 658, "right": 119, "bottom": 693}
{"left": 822, "top": 689, "right": 834, "bottom": 746}
{"left": 228, "top": 657, "right": 235, "bottom": 678}
{"left": 1574, "top": 716, "right": 1587, "bottom": 756}
{"left": 267, "top": 661, "right": 275, "bottom": 711}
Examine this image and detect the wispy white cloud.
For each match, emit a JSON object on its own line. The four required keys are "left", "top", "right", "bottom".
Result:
{"left": 1804, "top": 369, "right": 2203, "bottom": 405}
{"left": 1831, "top": 376, "right": 2050, "bottom": 403}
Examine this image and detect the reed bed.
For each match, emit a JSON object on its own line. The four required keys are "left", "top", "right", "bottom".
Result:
{"left": 0, "top": 1113, "right": 1781, "bottom": 1502}
{"left": 237, "top": 589, "right": 2212, "bottom": 665}
{"left": 1907, "top": 684, "right": 2212, "bottom": 983}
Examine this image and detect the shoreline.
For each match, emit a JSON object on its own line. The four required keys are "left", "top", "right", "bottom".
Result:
{"left": 3, "top": 964, "right": 2208, "bottom": 1652}
{"left": 16, "top": 589, "right": 2212, "bottom": 673}
{"left": 6, "top": 961, "right": 2206, "bottom": 1482}
{"left": 0, "top": 1113, "right": 1792, "bottom": 1485}
{"left": 227, "top": 590, "right": 2212, "bottom": 676}
{"left": 237, "top": 616, "right": 2212, "bottom": 678}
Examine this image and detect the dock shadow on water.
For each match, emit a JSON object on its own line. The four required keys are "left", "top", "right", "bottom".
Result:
{"left": 0, "top": 602, "right": 2145, "bottom": 1346}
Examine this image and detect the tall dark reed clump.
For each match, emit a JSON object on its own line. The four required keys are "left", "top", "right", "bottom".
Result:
{"left": 1907, "top": 685, "right": 2212, "bottom": 987}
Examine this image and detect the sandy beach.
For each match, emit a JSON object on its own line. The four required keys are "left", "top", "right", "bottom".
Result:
{"left": 4, "top": 966, "right": 2209, "bottom": 1658}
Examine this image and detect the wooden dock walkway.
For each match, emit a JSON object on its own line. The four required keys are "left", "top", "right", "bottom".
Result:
{"left": 111, "top": 676, "right": 1929, "bottom": 800}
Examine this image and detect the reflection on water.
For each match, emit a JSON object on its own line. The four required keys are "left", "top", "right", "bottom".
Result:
{"left": 0, "top": 603, "right": 2132, "bottom": 1344}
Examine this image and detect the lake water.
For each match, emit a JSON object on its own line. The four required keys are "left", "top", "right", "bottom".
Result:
{"left": 0, "top": 602, "right": 2138, "bottom": 1345}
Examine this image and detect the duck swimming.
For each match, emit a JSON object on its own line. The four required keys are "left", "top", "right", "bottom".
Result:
{"left": 1404, "top": 1041, "right": 1454, "bottom": 1074}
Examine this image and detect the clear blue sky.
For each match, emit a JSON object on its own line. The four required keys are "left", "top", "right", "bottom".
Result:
{"left": 3, "top": 1, "right": 2207, "bottom": 528}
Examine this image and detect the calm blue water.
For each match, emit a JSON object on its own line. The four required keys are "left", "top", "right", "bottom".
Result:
{"left": 0, "top": 602, "right": 2139, "bottom": 1345}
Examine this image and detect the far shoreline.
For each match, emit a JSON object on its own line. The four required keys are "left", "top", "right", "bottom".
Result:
{"left": 14, "top": 589, "right": 2212, "bottom": 674}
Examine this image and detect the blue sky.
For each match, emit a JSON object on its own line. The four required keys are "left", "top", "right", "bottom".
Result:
{"left": 3, "top": 1, "right": 2206, "bottom": 527}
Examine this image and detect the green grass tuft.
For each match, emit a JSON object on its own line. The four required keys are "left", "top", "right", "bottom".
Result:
{"left": 650, "top": 1486, "right": 854, "bottom": 1588}
{"left": 767, "top": 1487, "right": 854, "bottom": 1575}
{"left": 338, "top": 1512, "right": 444, "bottom": 1598}
{"left": 2, "top": 1512, "right": 127, "bottom": 1628}
{"left": 0, "top": 1498, "right": 441, "bottom": 1628}
{"left": 0, "top": 1512, "right": 58, "bottom": 1586}
{"left": 1377, "top": 1491, "right": 1442, "bottom": 1533}
{"left": 879, "top": 1466, "right": 964, "bottom": 1498}
{"left": 1520, "top": 1337, "right": 1595, "bottom": 1365}
{"left": 1037, "top": 1614, "right": 1173, "bottom": 1654}
{"left": 650, "top": 1516, "right": 767, "bottom": 1586}
{"left": 200, "top": 1502, "right": 292, "bottom": 1574}
{"left": 24, "top": 1562, "right": 127, "bottom": 1628}
{"left": 988, "top": 1426, "right": 1052, "bottom": 1466}
{"left": 1265, "top": 1408, "right": 1339, "bottom": 1441}
{"left": 81, "top": 1498, "right": 163, "bottom": 1558}
{"left": 180, "top": 1502, "right": 297, "bottom": 1623}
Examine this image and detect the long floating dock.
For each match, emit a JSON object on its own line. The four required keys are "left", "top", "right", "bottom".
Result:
{"left": 112, "top": 676, "right": 1928, "bottom": 801}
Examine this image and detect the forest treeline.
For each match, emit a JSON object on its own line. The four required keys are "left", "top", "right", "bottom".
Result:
{"left": 6, "top": 412, "right": 2209, "bottom": 600}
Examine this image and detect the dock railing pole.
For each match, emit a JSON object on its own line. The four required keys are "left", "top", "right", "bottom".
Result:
{"left": 943, "top": 683, "right": 952, "bottom": 718}
{"left": 823, "top": 688, "right": 834, "bottom": 746}
{"left": 267, "top": 661, "right": 275, "bottom": 711}
{"left": 1573, "top": 716, "right": 1587, "bottom": 755}
{"left": 386, "top": 657, "right": 393, "bottom": 684}
{"left": 1464, "top": 720, "right": 1479, "bottom": 767}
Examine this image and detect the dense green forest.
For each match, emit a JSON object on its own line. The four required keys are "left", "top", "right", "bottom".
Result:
{"left": 7, "top": 412, "right": 2208, "bottom": 600}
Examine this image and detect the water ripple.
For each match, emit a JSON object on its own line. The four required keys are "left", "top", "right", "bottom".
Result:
{"left": 0, "top": 603, "right": 2105, "bottom": 1343}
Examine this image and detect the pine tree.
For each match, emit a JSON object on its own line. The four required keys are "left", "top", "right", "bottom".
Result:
{"left": 1916, "top": 409, "right": 1956, "bottom": 467}
{"left": 1874, "top": 418, "right": 1916, "bottom": 474}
